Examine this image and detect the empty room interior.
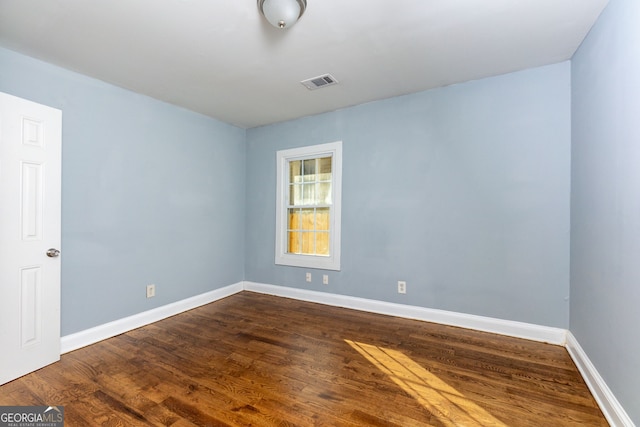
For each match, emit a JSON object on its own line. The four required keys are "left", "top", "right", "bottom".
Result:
{"left": 0, "top": 0, "right": 639, "bottom": 425}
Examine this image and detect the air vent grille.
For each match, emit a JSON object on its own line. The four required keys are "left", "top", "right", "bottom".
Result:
{"left": 301, "top": 74, "right": 339, "bottom": 90}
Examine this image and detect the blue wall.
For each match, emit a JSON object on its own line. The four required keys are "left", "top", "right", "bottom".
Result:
{"left": 246, "top": 62, "right": 571, "bottom": 328}
{"left": 0, "top": 47, "right": 246, "bottom": 335}
{"left": 0, "top": 48, "right": 573, "bottom": 333}
{"left": 571, "top": 0, "right": 640, "bottom": 422}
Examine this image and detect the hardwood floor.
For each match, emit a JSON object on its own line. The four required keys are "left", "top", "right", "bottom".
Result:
{"left": 0, "top": 292, "right": 607, "bottom": 426}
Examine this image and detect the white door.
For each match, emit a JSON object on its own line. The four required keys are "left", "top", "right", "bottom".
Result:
{"left": 0, "top": 92, "right": 62, "bottom": 385}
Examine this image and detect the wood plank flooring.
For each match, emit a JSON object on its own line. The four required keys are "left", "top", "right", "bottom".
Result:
{"left": 0, "top": 292, "right": 607, "bottom": 426}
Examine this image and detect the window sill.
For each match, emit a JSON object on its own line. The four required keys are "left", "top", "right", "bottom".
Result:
{"left": 275, "top": 254, "right": 340, "bottom": 271}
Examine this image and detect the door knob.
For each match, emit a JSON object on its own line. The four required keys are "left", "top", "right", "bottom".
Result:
{"left": 46, "top": 248, "right": 60, "bottom": 258}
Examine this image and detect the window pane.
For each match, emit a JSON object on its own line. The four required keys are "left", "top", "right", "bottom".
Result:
{"left": 290, "top": 184, "right": 302, "bottom": 206}
{"left": 301, "top": 209, "right": 315, "bottom": 230}
{"left": 303, "top": 159, "right": 316, "bottom": 182}
{"left": 301, "top": 232, "right": 314, "bottom": 254}
{"left": 317, "top": 182, "right": 332, "bottom": 204}
{"left": 302, "top": 184, "right": 315, "bottom": 205}
{"left": 289, "top": 160, "right": 302, "bottom": 183}
{"left": 318, "top": 157, "right": 332, "bottom": 178}
{"left": 316, "top": 232, "right": 330, "bottom": 255}
{"left": 288, "top": 208, "right": 300, "bottom": 230}
{"left": 288, "top": 231, "right": 301, "bottom": 253}
{"left": 316, "top": 208, "right": 330, "bottom": 231}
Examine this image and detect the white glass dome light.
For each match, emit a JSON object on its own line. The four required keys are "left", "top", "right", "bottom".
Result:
{"left": 258, "top": 0, "right": 307, "bottom": 29}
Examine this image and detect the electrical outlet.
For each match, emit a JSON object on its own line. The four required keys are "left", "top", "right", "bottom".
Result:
{"left": 323, "top": 274, "right": 329, "bottom": 285}
{"left": 306, "top": 272, "right": 312, "bottom": 283}
{"left": 146, "top": 284, "right": 156, "bottom": 298}
{"left": 397, "top": 281, "right": 406, "bottom": 294}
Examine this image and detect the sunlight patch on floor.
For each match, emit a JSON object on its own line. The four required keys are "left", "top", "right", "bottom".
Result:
{"left": 345, "top": 340, "right": 507, "bottom": 427}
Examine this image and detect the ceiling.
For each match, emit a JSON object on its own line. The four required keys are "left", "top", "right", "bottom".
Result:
{"left": 0, "top": 0, "right": 608, "bottom": 128}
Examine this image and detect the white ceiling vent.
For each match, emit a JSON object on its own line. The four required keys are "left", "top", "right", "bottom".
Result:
{"left": 301, "top": 74, "right": 339, "bottom": 90}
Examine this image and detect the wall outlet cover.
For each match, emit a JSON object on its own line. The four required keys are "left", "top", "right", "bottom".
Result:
{"left": 398, "top": 281, "right": 406, "bottom": 294}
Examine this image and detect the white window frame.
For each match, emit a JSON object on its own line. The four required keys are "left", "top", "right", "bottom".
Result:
{"left": 275, "top": 141, "right": 342, "bottom": 271}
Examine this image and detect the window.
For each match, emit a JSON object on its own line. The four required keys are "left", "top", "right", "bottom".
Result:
{"left": 275, "top": 141, "right": 342, "bottom": 271}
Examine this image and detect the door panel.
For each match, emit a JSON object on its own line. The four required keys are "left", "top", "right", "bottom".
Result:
{"left": 0, "top": 92, "right": 62, "bottom": 385}
{"left": 21, "top": 161, "right": 44, "bottom": 240}
{"left": 20, "top": 266, "right": 43, "bottom": 347}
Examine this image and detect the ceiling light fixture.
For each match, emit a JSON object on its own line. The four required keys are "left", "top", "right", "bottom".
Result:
{"left": 257, "top": 0, "right": 307, "bottom": 29}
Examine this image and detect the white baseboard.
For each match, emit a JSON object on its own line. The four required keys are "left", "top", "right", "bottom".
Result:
{"left": 566, "top": 332, "right": 635, "bottom": 427}
{"left": 60, "top": 282, "right": 243, "bottom": 354}
{"left": 242, "top": 281, "right": 567, "bottom": 345}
